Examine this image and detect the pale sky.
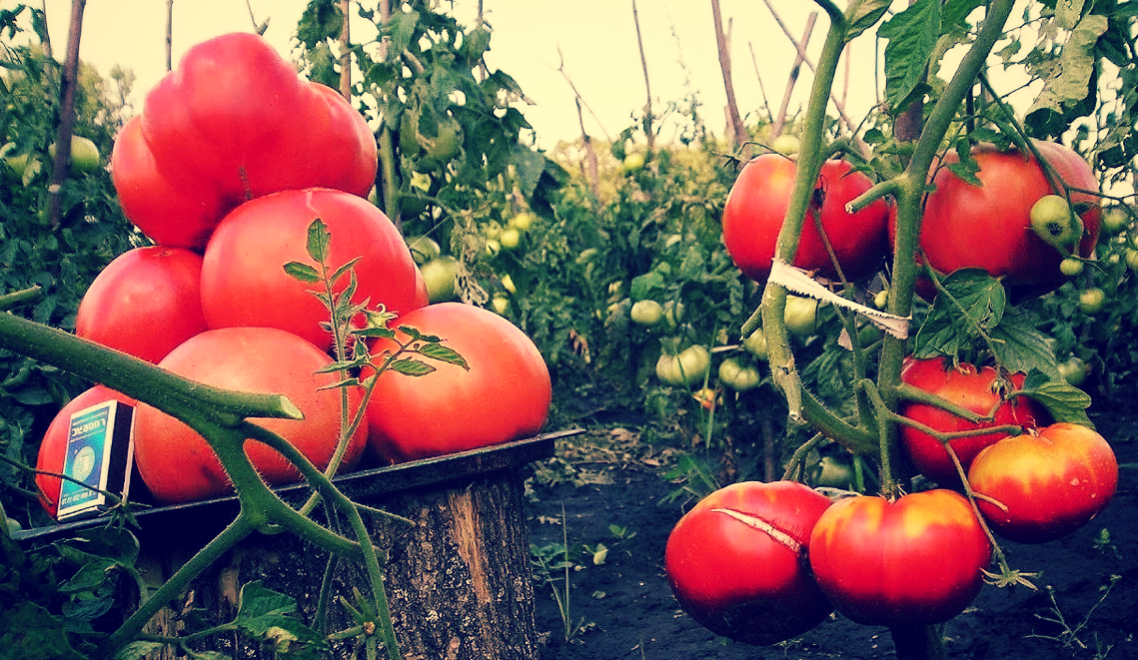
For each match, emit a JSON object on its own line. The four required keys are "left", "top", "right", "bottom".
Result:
{"left": 24, "top": 0, "right": 890, "bottom": 148}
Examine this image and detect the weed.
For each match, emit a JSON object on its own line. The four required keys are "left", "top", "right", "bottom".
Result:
{"left": 529, "top": 504, "right": 595, "bottom": 643}
{"left": 1028, "top": 574, "right": 1122, "bottom": 652}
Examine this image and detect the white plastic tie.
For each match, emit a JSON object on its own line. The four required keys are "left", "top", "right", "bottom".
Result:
{"left": 767, "top": 258, "right": 910, "bottom": 340}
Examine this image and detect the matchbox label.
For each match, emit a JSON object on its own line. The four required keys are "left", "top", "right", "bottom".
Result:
{"left": 57, "top": 400, "right": 135, "bottom": 520}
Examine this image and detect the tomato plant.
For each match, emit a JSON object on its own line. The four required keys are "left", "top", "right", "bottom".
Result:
{"left": 35, "top": 385, "right": 136, "bottom": 519}
{"left": 968, "top": 423, "right": 1118, "bottom": 544}
{"left": 200, "top": 188, "right": 425, "bottom": 352}
{"left": 664, "top": 481, "right": 833, "bottom": 645}
{"left": 900, "top": 141, "right": 1101, "bottom": 297}
{"left": 133, "top": 326, "right": 368, "bottom": 505}
{"left": 75, "top": 246, "right": 208, "bottom": 364}
{"left": 808, "top": 490, "right": 990, "bottom": 626}
{"left": 112, "top": 32, "right": 377, "bottom": 249}
{"left": 722, "top": 154, "right": 890, "bottom": 283}
{"left": 365, "top": 302, "right": 551, "bottom": 463}
{"left": 898, "top": 358, "right": 1046, "bottom": 486}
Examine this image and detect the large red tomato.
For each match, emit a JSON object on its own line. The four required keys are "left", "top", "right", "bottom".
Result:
{"left": 365, "top": 302, "right": 551, "bottom": 463}
{"left": 898, "top": 140, "right": 1100, "bottom": 296}
{"left": 75, "top": 246, "right": 208, "bottom": 364}
{"left": 200, "top": 188, "right": 425, "bottom": 352}
{"left": 36, "top": 385, "right": 137, "bottom": 519}
{"left": 664, "top": 481, "right": 833, "bottom": 645}
{"left": 968, "top": 423, "right": 1118, "bottom": 544}
{"left": 899, "top": 358, "right": 1046, "bottom": 486}
{"left": 722, "top": 155, "right": 890, "bottom": 282}
{"left": 112, "top": 32, "right": 377, "bottom": 249}
{"left": 133, "top": 327, "right": 368, "bottom": 505}
{"left": 808, "top": 490, "right": 990, "bottom": 626}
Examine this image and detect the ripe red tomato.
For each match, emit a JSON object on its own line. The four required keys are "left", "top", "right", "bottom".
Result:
{"left": 112, "top": 32, "right": 377, "bottom": 249}
{"left": 200, "top": 188, "right": 425, "bottom": 352}
{"left": 36, "top": 385, "right": 137, "bottom": 519}
{"left": 76, "top": 246, "right": 208, "bottom": 364}
{"left": 968, "top": 423, "right": 1118, "bottom": 544}
{"left": 808, "top": 490, "right": 990, "bottom": 626}
{"left": 899, "top": 358, "right": 1046, "bottom": 486}
{"left": 365, "top": 302, "right": 551, "bottom": 463}
{"left": 897, "top": 140, "right": 1101, "bottom": 296}
{"left": 722, "top": 155, "right": 889, "bottom": 282}
{"left": 664, "top": 481, "right": 833, "bottom": 645}
{"left": 133, "top": 327, "right": 368, "bottom": 505}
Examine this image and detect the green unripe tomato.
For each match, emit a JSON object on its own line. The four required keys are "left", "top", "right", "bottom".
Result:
{"left": 1030, "top": 194, "right": 1082, "bottom": 247}
{"left": 784, "top": 295, "right": 818, "bottom": 338}
{"left": 1127, "top": 250, "right": 1138, "bottom": 272}
{"left": 656, "top": 345, "right": 711, "bottom": 387}
{"left": 1102, "top": 206, "right": 1129, "bottom": 235}
{"left": 718, "top": 357, "right": 762, "bottom": 392}
{"left": 1078, "top": 287, "right": 1106, "bottom": 315}
{"left": 630, "top": 300, "right": 665, "bottom": 326}
{"left": 420, "top": 256, "right": 458, "bottom": 303}
{"left": 49, "top": 135, "right": 100, "bottom": 173}
{"left": 814, "top": 455, "right": 855, "bottom": 489}
{"left": 1059, "top": 257, "right": 1085, "bottom": 277}
{"left": 484, "top": 239, "right": 501, "bottom": 256}
{"left": 873, "top": 290, "right": 889, "bottom": 310}
{"left": 499, "top": 227, "right": 521, "bottom": 250}
{"left": 743, "top": 328, "right": 768, "bottom": 361}
{"left": 663, "top": 300, "right": 685, "bottom": 329}
{"left": 622, "top": 152, "right": 646, "bottom": 174}
{"left": 771, "top": 134, "right": 801, "bottom": 156}
{"left": 1057, "top": 356, "right": 1090, "bottom": 387}
{"left": 490, "top": 294, "right": 510, "bottom": 315}
{"left": 508, "top": 212, "right": 536, "bottom": 232}
{"left": 407, "top": 235, "right": 441, "bottom": 265}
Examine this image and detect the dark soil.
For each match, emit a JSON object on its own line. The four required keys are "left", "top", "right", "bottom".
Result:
{"left": 525, "top": 410, "right": 1138, "bottom": 660}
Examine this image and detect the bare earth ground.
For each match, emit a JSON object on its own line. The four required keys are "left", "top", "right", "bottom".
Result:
{"left": 525, "top": 408, "right": 1138, "bottom": 660}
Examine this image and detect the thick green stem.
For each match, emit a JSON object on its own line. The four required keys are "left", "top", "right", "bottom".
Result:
{"left": 0, "top": 310, "right": 300, "bottom": 427}
{"left": 378, "top": 127, "right": 400, "bottom": 227}
{"left": 102, "top": 514, "right": 256, "bottom": 654}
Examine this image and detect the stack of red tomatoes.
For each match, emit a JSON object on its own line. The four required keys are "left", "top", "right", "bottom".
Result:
{"left": 35, "top": 33, "right": 551, "bottom": 516}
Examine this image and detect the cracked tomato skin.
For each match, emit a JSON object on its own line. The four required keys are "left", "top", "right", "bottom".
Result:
{"left": 36, "top": 386, "right": 137, "bottom": 519}
{"left": 76, "top": 246, "right": 208, "bottom": 364}
{"left": 201, "top": 188, "right": 424, "bottom": 352}
{"left": 112, "top": 32, "right": 377, "bottom": 249}
{"left": 722, "top": 155, "right": 889, "bottom": 283}
{"left": 133, "top": 327, "right": 368, "bottom": 505}
{"left": 664, "top": 481, "right": 833, "bottom": 645}
{"left": 895, "top": 140, "right": 1100, "bottom": 298}
{"left": 968, "top": 423, "right": 1118, "bottom": 544}
{"left": 808, "top": 490, "right": 991, "bottom": 626}
{"left": 899, "top": 357, "right": 1046, "bottom": 486}
{"left": 365, "top": 302, "right": 551, "bottom": 463}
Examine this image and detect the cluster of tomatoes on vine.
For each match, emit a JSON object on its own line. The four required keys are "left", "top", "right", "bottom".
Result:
{"left": 661, "top": 136, "right": 1121, "bottom": 644}
{"left": 33, "top": 32, "right": 552, "bottom": 519}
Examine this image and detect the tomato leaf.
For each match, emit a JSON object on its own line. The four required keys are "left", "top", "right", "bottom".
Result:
{"left": 987, "top": 308, "right": 1061, "bottom": 379}
{"left": 913, "top": 270, "right": 1005, "bottom": 359}
{"left": 233, "top": 581, "right": 327, "bottom": 653}
{"left": 283, "top": 261, "right": 320, "bottom": 284}
{"left": 390, "top": 358, "right": 437, "bottom": 376}
{"left": 355, "top": 326, "right": 397, "bottom": 340}
{"left": 845, "top": 0, "right": 891, "bottom": 42}
{"left": 327, "top": 256, "right": 363, "bottom": 287}
{"left": 1017, "top": 377, "right": 1094, "bottom": 428}
{"left": 305, "top": 218, "right": 331, "bottom": 263}
{"left": 417, "top": 342, "right": 469, "bottom": 370}
{"left": 879, "top": 0, "right": 940, "bottom": 114}
{"left": 398, "top": 325, "right": 444, "bottom": 344}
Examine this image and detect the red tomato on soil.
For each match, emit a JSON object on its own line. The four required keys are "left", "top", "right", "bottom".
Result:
{"left": 899, "top": 358, "right": 1046, "bottom": 486}
{"left": 36, "top": 385, "right": 137, "bottom": 519}
{"left": 112, "top": 32, "right": 377, "bottom": 249}
{"left": 808, "top": 489, "right": 991, "bottom": 626}
{"left": 896, "top": 140, "right": 1100, "bottom": 297}
{"left": 968, "top": 423, "right": 1118, "bottom": 544}
{"left": 133, "top": 327, "right": 367, "bottom": 505}
{"left": 664, "top": 481, "right": 833, "bottom": 645}
{"left": 722, "top": 155, "right": 889, "bottom": 283}
{"left": 365, "top": 302, "right": 551, "bottom": 463}
{"left": 76, "top": 246, "right": 208, "bottom": 364}
{"left": 200, "top": 188, "right": 425, "bottom": 352}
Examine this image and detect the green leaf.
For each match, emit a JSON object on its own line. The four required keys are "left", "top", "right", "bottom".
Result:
{"left": 305, "top": 218, "right": 331, "bottom": 263}
{"left": 384, "top": 10, "right": 420, "bottom": 62}
{"left": 913, "top": 270, "right": 1005, "bottom": 358}
{"left": 987, "top": 309, "right": 1060, "bottom": 378}
{"left": 1026, "top": 15, "right": 1108, "bottom": 118}
{"left": 0, "top": 602, "right": 88, "bottom": 660}
{"left": 1019, "top": 379, "right": 1094, "bottom": 427}
{"left": 879, "top": 0, "right": 940, "bottom": 114}
{"left": 417, "top": 342, "right": 469, "bottom": 370}
{"left": 1055, "top": 0, "right": 1086, "bottom": 30}
{"left": 845, "top": 0, "right": 891, "bottom": 41}
{"left": 630, "top": 270, "right": 667, "bottom": 300}
{"left": 389, "top": 358, "right": 437, "bottom": 376}
{"left": 327, "top": 256, "right": 362, "bottom": 287}
{"left": 284, "top": 262, "right": 320, "bottom": 284}
{"left": 296, "top": 0, "right": 343, "bottom": 49}
{"left": 398, "top": 326, "right": 444, "bottom": 344}
{"left": 114, "top": 641, "right": 166, "bottom": 660}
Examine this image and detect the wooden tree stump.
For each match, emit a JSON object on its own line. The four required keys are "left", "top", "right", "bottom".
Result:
{"left": 16, "top": 433, "right": 569, "bottom": 659}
